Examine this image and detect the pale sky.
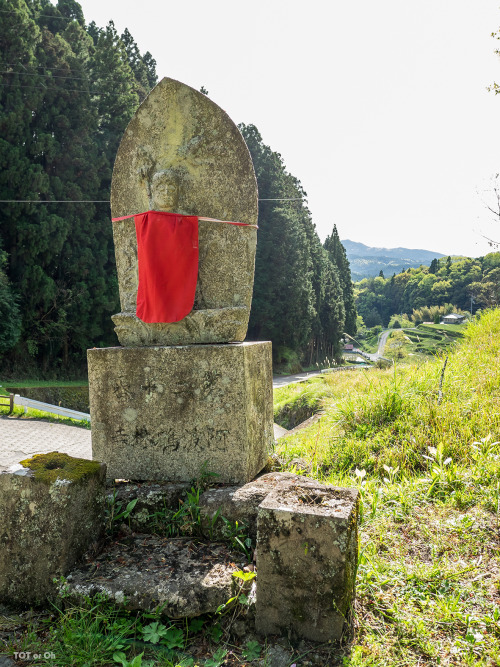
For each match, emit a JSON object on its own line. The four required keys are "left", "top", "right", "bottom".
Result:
{"left": 77, "top": 0, "right": 500, "bottom": 257}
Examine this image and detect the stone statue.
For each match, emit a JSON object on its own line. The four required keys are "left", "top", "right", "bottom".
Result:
{"left": 89, "top": 78, "right": 273, "bottom": 483}
{"left": 110, "top": 77, "right": 258, "bottom": 346}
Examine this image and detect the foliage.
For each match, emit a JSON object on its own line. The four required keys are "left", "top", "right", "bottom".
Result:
{"left": 0, "top": 0, "right": 157, "bottom": 377}
{"left": 240, "top": 124, "right": 351, "bottom": 367}
{"left": 273, "top": 376, "right": 334, "bottom": 428}
{"left": 274, "top": 310, "right": 500, "bottom": 663}
{"left": 355, "top": 254, "right": 499, "bottom": 328}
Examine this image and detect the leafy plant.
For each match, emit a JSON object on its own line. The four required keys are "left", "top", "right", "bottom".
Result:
{"left": 106, "top": 492, "right": 138, "bottom": 533}
{"left": 113, "top": 651, "right": 154, "bottom": 667}
{"left": 219, "top": 518, "right": 253, "bottom": 560}
{"left": 141, "top": 621, "right": 169, "bottom": 645}
{"left": 242, "top": 640, "right": 262, "bottom": 661}
{"left": 204, "top": 647, "right": 227, "bottom": 667}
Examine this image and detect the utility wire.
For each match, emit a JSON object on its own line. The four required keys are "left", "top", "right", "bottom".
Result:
{"left": 0, "top": 199, "right": 303, "bottom": 203}
{"left": 0, "top": 83, "right": 94, "bottom": 93}
{"left": 0, "top": 81, "right": 133, "bottom": 94}
{"left": 2, "top": 68, "right": 148, "bottom": 87}
{"left": 0, "top": 8, "right": 84, "bottom": 22}
{"left": 1, "top": 70, "right": 123, "bottom": 84}
{"left": 0, "top": 200, "right": 109, "bottom": 203}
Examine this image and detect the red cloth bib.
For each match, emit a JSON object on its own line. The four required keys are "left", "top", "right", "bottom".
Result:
{"left": 111, "top": 211, "right": 257, "bottom": 324}
{"left": 134, "top": 211, "right": 199, "bottom": 323}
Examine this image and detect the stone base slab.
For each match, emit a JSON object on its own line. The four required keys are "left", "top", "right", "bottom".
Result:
{"left": 88, "top": 342, "right": 273, "bottom": 483}
{"left": 64, "top": 535, "right": 239, "bottom": 617}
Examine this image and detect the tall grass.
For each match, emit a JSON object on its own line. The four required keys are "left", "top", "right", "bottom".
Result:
{"left": 275, "top": 310, "right": 500, "bottom": 665}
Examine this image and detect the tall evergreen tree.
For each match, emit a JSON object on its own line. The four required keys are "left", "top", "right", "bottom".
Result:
{"left": 240, "top": 124, "right": 347, "bottom": 363}
{"left": 121, "top": 28, "right": 157, "bottom": 102}
{"left": 324, "top": 225, "right": 357, "bottom": 335}
{"left": 0, "top": 0, "right": 156, "bottom": 375}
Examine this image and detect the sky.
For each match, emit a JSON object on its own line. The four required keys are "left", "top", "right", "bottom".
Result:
{"left": 77, "top": 0, "right": 500, "bottom": 257}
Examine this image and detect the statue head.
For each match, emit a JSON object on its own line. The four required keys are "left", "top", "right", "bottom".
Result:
{"left": 148, "top": 167, "right": 190, "bottom": 211}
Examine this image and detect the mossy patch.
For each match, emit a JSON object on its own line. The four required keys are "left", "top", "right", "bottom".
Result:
{"left": 19, "top": 452, "right": 101, "bottom": 485}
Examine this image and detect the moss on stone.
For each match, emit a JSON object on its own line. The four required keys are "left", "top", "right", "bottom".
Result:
{"left": 19, "top": 452, "right": 101, "bottom": 485}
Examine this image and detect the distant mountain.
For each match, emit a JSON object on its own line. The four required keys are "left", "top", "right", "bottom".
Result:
{"left": 341, "top": 240, "right": 446, "bottom": 281}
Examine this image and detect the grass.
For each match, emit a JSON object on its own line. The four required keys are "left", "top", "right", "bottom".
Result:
{"left": 0, "top": 380, "right": 90, "bottom": 427}
{"left": 357, "top": 331, "right": 380, "bottom": 354}
{"left": 0, "top": 403, "right": 90, "bottom": 428}
{"left": 273, "top": 376, "right": 335, "bottom": 428}
{"left": 382, "top": 323, "right": 464, "bottom": 359}
{"left": 2, "top": 311, "right": 500, "bottom": 665}
{"left": 1, "top": 380, "right": 88, "bottom": 387}
{"left": 419, "top": 322, "right": 466, "bottom": 334}
{"left": 274, "top": 310, "right": 500, "bottom": 664}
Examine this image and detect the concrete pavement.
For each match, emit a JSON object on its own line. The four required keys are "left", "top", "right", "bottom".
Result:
{"left": 0, "top": 416, "right": 91, "bottom": 471}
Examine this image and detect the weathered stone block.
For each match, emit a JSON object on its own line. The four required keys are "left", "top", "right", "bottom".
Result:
{"left": 0, "top": 453, "right": 106, "bottom": 606}
{"left": 111, "top": 220, "right": 257, "bottom": 346}
{"left": 255, "top": 481, "right": 359, "bottom": 642}
{"left": 199, "top": 472, "right": 315, "bottom": 540}
{"left": 64, "top": 535, "right": 238, "bottom": 617}
{"left": 88, "top": 341, "right": 273, "bottom": 483}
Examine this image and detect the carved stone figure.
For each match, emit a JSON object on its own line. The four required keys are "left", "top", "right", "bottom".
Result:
{"left": 110, "top": 77, "right": 258, "bottom": 346}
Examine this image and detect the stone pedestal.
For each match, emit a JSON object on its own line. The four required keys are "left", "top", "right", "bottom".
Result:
{"left": 88, "top": 341, "right": 273, "bottom": 483}
{"left": 0, "top": 453, "right": 106, "bottom": 606}
{"left": 255, "top": 481, "right": 359, "bottom": 642}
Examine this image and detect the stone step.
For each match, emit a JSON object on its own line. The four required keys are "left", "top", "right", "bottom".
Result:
{"left": 107, "top": 472, "right": 313, "bottom": 540}
{"left": 63, "top": 535, "right": 240, "bottom": 617}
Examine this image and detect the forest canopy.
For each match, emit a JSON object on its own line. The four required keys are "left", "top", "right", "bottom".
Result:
{"left": 355, "top": 254, "right": 500, "bottom": 327}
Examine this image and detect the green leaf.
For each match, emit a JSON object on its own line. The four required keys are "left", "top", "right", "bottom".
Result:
{"left": 123, "top": 498, "right": 139, "bottom": 518}
{"left": 142, "top": 621, "right": 168, "bottom": 644}
{"left": 162, "top": 626, "right": 185, "bottom": 649}
{"left": 188, "top": 618, "right": 205, "bottom": 634}
{"left": 207, "top": 623, "right": 223, "bottom": 643}
{"left": 205, "top": 648, "right": 228, "bottom": 667}
{"left": 232, "top": 570, "right": 256, "bottom": 582}
{"left": 242, "top": 640, "right": 262, "bottom": 660}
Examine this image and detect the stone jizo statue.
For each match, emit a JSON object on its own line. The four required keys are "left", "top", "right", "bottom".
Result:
{"left": 110, "top": 77, "right": 259, "bottom": 346}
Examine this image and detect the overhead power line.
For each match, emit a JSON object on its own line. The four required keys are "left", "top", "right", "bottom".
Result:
{"left": 0, "top": 199, "right": 303, "bottom": 203}
{"left": 0, "top": 8, "right": 84, "bottom": 22}
{"left": 0, "top": 81, "right": 134, "bottom": 94}
{"left": 2, "top": 70, "right": 117, "bottom": 84}
{"left": 2, "top": 67, "right": 146, "bottom": 87}
{"left": 0, "top": 200, "right": 109, "bottom": 203}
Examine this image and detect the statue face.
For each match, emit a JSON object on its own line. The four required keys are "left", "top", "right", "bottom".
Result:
{"left": 149, "top": 169, "right": 180, "bottom": 211}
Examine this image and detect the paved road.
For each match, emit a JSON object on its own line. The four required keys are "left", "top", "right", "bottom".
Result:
{"left": 0, "top": 416, "right": 91, "bottom": 471}
{"left": 361, "top": 329, "right": 392, "bottom": 361}
{"left": 272, "top": 370, "right": 324, "bottom": 388}
{"left": 377, "top": 330, "right": 391, "bottom": 356}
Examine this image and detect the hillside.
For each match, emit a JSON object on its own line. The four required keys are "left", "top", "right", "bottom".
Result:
{"left": 272, "top": 309, "right": 500, "bottom": 664}
{"left": 342, "top": 239, "right": 446, "bottom": 280}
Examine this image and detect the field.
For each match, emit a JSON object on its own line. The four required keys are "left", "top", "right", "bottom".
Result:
{"left": 381, "top": 323, "right": 465, "bottom": 359}
{"left": 2, "top": 311, "right": 500, "bottom": 665}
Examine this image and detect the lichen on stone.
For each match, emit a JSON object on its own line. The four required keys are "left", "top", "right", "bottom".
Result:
{"left": 19, "top": 452, "right": 101, "bottom": 485}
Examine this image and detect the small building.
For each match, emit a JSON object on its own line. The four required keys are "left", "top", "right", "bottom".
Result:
{"left": 343, "top": 343, "right": 354, "bottom": 351}
{"left": 442, "top": 313, "right": 465, "bottom": 325}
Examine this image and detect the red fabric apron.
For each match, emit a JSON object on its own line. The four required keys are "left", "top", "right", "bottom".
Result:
{"left": 111, "top": 210, "right": 256, "bottom": 324}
